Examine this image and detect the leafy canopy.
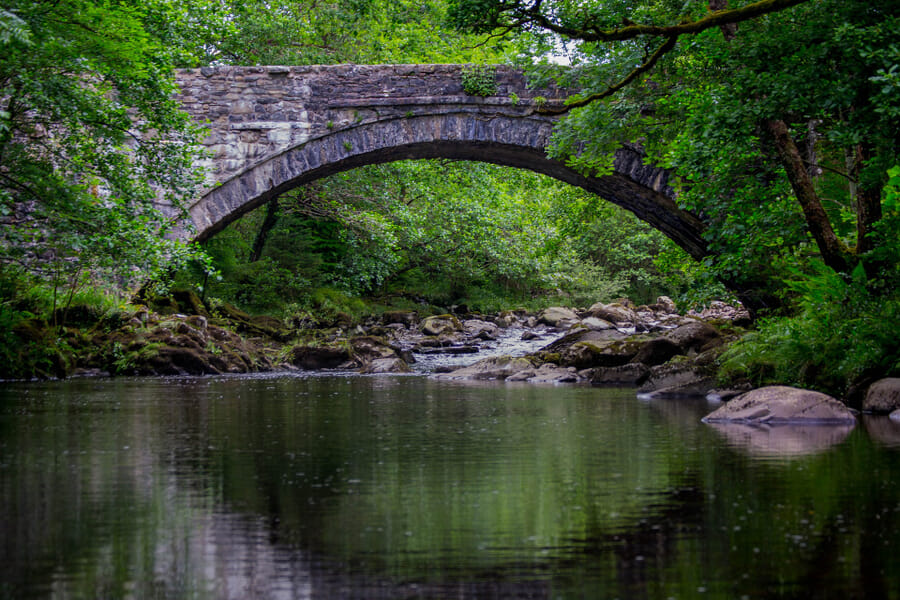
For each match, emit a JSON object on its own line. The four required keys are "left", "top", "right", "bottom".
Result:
{"left": 0, "top": 0, "right": 226, "bottom": 299}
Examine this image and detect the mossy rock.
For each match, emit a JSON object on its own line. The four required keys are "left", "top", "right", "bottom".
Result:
{"left": 421, "top": 314, "right": 463, "bottom": 336}
{"left": 171, "top": 289, "right": 209, "bottom": 316}
{"left": 349, "top": 335, "right": 397, "bottom": 362}
{"left": 289, "top": 345, "right": 350, "bottom": 370}
{"left": 560, "top": 337, "right": 651, "bottom": 369}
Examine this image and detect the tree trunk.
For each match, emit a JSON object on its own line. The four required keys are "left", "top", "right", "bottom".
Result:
{"left": 852, "top": 142, "right": 883, "bottom": 257}
{"left": 250, "top": 198, "right": 280, "bottom": 263}
{"left": 766, "top": 118, "right": 852, "bottom": 273}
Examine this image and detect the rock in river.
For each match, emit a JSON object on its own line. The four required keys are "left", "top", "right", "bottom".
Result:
{"left": 360, "top": 357, "right": 411, "bottom": 374}
{"left": 863, "top": 378, "right": 900, "bottom": 414}
{"left": 434, "top": 356, "right": 534, "bottom": 381}
{"left": 702, "top": 386, "right": 857, "bottom": 424}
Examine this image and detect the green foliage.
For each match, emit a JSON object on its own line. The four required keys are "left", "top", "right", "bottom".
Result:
{"left": 461, "top": 64, "right": 498, "bottom": 97}
{"left": 0, "top": 8, "right": 30, "bottom": 45}
{"left": 214, "top": 0, "right": 507, "bottom": 66}
{"left": 0, "top": 0, "right": 212, "bottom": 316}
{"left": 197, "top": 159, "right": 685, "bottom": 315}
{"left": 719, "top": 260, "right": 900, "bottom": 396}
{"left": 721, "top": 165, "right": 900, "bottom": 395}
{"left": 457, "top": 0, "right": 900, "bottom": 304}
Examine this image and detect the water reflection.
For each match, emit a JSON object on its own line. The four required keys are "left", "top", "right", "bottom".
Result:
{"left": 863, "top": 414, "right": 900, "bottom": 448}
{"left": 1, "top": 375, "right": 900, "bottom": 599}
{"left": 705, "top": 422, "right": 856, "bottom": 458}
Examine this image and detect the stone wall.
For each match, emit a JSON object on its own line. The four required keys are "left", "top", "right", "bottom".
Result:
{"left": 175, "top": 64, "right": 566, "bottom": 188}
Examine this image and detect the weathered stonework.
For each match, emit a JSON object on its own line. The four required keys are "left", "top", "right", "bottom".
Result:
{"left": 171, "top": 65, "right": 707, "bottom": 258}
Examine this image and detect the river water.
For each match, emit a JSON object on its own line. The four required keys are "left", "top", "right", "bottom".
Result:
{"left": 2, "top": 373, "right": 900, "bottom": 599}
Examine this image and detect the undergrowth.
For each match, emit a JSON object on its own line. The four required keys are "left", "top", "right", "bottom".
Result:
{"left": 719, "top": 260, "right": 900, "bottom": 397}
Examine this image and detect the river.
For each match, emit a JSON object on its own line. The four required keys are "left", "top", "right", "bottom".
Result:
{"left": 2, "top": 373, "right": 900, "bottom": 599}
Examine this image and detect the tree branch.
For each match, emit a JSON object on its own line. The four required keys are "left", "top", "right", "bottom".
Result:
{"left": 514, "top": 0, "right": 811, "bottom": 43}
{"left": 539, "top": 36, "right": 677, "bottom": 114}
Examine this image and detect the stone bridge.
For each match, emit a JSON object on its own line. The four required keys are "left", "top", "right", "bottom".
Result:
{"left": 172, "top": 65, "right": 707, "bottom": 258}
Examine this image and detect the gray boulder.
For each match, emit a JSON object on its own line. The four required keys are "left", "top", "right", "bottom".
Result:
{"left": 350, "top": 336, "right": 399, "bottom": 362}
{"left": 529, "top": 363, "right": 581, "bottom": 383}
{"left": 663, "top": 321, "right": 722, "bottom": 354}
{"left": 559, "top": 338, "right": 648, "bottom": 369}
{"left": 360, "top": 357, "right": 411, "bottom": 374}
{"left": 863, "top": 378, "right": 900, "bottom": 414}
{"left": 463, "top": 319, "right": 500, "bottom": 340}
{"left": 581, "top": 317, "right": 616, "bottom": 331}
{"left": 538, "top": 306, "right": 579, "bottom": 327}
{"left": 289, "top": 345, "right": 350, "bottom": 370}
{"left": 630, "top": 337, "right": 681, "bottom": 366}
{"left": 539, "top": 328, "right": 625, "bottom": 353}
{"left": 434, "top": 356, "right": 534, "bottom": 380}
{"left": 588, "top": 302, "right": 636, "bottom": 325}
{"left": 703, "top": 386, "right": 857, "bottom": 424}
{"left": 421, "top": 314, "right": 462, "bottom": 336}
{"left": 590, "top": 363, "right": 651, "bottom": 386}
{"left": 638, "top": 362, "right": 717, "bottom": 398}
{"left": 505, "top": 368, "right": 537, "bottom": 381}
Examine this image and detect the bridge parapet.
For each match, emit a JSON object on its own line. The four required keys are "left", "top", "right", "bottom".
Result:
{"left": 175, "top": 64, "right": 567, "bottom": 188}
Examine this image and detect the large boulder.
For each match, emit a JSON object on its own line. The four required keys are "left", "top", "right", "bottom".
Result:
{"left": 526, "top": 365, "right": 582, "bottom": 383}
{"left": 702, "top": 386, "right": 857, "bottom": 424}
{"left": 289, "top": 345, "right": 350, "bottom": 370}
{"left": 581, "top": 317, "right": 616, "bottom": 331}
{"left": 434, "top": 356, "right": 534, "bottom": 380}
{"left": 537, "top": 306, "right": 579, "bottom": 328}
{"left": 630, "top": 337, "right": 681, "bottom": 366}
{"left": 462, "top": 319, "right": 500, "bottom": 340}
{"left": 588, "top": 302, "right": 636, "bottom": 325}
{"left": 590, "top": 363, "right": 651, "bottom": 386}
{"left": 638, "top": 362, "right": 717, "bottom": 398}
{"left": 421, "top": 314, "right": 462, "bottom": 336}
{"left": 662, "top": 321, "right": 722, "bottom": 354}
{"left": 559, "top": 338, "right": 649, "bottom": 369}
{"left": 349, "top": 336, "right": 398, "bottom": 362}
{"left": 863, "top": 378, "right": 900, "bottom": 414}
{"left": 539, "top": 328, "right": 626, "bottom": 353}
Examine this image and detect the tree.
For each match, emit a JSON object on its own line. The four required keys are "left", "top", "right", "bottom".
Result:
{"left": 449, "top": 0, "right": 900, "bottom": 308}
{"left": 0, "top": 0, "right": 217, "bottom": 310}
{"left": 211, "top": 0, "right": 508, "bottom": 66}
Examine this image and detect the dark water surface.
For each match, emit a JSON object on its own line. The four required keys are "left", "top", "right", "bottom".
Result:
{"left": 2, "top": 374, "right": 900, "bottom": 599}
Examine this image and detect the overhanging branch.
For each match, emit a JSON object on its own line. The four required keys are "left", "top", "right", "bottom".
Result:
{"left": 538, "top": 36, "right": 677, "bottom": 114}
{"left": 513, "top": 0, "right": 810, "bottom": 42}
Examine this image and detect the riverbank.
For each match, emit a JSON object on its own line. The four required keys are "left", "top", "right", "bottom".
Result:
{"left": 2, "top": 290, "right": 747, "bottom": 391}
{"left": 8, "top": 289, "right": 900, "bottom": 418}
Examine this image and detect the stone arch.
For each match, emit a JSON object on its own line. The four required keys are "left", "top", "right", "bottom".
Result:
{"left": 186, "top": 113, "right": 707, "bottom": 258}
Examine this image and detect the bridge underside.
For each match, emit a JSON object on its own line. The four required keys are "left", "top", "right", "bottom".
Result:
{"left": 186, "top": 114, "right": 708, "bottom": 259}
